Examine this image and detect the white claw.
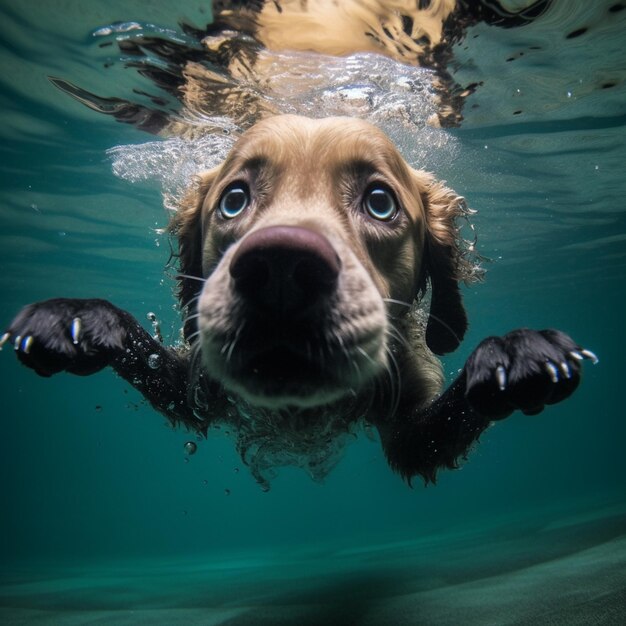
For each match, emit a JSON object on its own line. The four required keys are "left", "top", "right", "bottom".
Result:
{"left": 559, "top": 361, "right": 571, "bottom": 379}
{"left": 495, "top": 365, "right": 507, "bottom": 391}
{"left": 569, "top": 350, "right": 584, "bottom": 361}
{"left": 22, "top": 336, "right": 34, "bottom": 354}
{"left": 71, "top": 317, "right": 82, "bottom": 345}
{"left": 0, "top": 332, "right": 9, "bottom": 350}
{"left": 545, "top": 361, "right": 559, "bottom": 383}
{"left": 14, "top": 335, "right": 22, "bottom": 350}
{"left": 580, "top": 349, "right": 599, "bottom": 365}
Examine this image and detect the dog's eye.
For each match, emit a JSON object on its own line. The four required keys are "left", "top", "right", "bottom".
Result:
{"left": 363, "top": 186, "right": 398, "bottom": 221}
{"left": 219, "top": 185, "right": 250, "bottom": 219}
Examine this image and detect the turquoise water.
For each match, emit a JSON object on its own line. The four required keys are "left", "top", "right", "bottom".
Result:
{"left": 0, "top": 1, "right": 624, "bottom": 623}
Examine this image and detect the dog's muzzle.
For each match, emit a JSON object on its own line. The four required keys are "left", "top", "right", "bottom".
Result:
{"left": 199, "top": 223, "right": 386, "bottom": 408}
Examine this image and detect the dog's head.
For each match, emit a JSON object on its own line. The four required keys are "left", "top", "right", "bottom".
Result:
{"left": 171, "top": 115, "right": 471, "bottom": 409}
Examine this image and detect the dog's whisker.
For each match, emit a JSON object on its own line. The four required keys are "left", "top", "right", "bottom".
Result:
{"left": 176, "top": 273, "right": 205, "bottom": 284}
{"left": 190, "top": 341, "right": 202, "bottom": 365}
{"left": 383, "top": 298, "right": 415, "bottom": 321}
{"left": 331, "top": 331, "right": 357, "bottom": 383}
{"left": 182, "top": 300, "right": 201, "bottom": 315}
{"left": 383, "top": 344, "right": 402, "bottom": 420}
{"left": 385, "top": 322, "right": 410, "bottom": 351}
{"left": 356, "top": 346, "right": 376, "bottom": 366}
{"left": 226, "top": 322, "right": 245, "bottom": 364}
{"left": 188, "top": 342, "right": 204, "bottom": 387}
{"left": 350, "top": 352, "right": 362, "bottom": 382}
{"left": 225, "top": 338, "right": 236, "bottom": 364}
{"left": 186, "top": 332, "right": 201, "bottom": 345}
{"left": 183, "top": 312, "right": 202, "bottom": 325}
{"left": 181, "top": 292, "right": 202, "bottom": 312}
{"left": 186, "top": 327, "right": 204, "bottom": 344}
{"left": 382, "top": 297, "right": 413, "bottom": 308}
{"left": 426, "top": 311, "right": 462, "bottom": 346}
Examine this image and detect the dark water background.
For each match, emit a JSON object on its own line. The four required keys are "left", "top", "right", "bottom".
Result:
{"left": 0, "top": 1, "right": 624, "bottom": 623}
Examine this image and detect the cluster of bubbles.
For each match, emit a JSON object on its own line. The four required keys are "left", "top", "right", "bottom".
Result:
{"left": 108, "top": 128, "right": 237, "bottom": 214}
{"left": 255, "top": 50, "right": 456, "bottom": 164}
{"left": 227, "top": 395, "right": 364, "bottom": 491}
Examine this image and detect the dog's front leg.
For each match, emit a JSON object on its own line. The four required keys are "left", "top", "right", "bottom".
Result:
{"left": 376, "top": 376, "right": 491, "bottom": 483}
{"left": 3, "top": 298, "right": 195, "bottom": 426}
{"left": 377, "top": 328, "right": 597, "bottom": 483}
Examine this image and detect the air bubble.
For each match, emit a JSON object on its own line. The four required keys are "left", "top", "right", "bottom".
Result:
{"left": 147, "top": 312, "right": 163, "bottom": 343}
{"left": 184, "top": 441, "right": 197, "bottom": 455}
{"left": 147, "top": 353, "right": 161, "bottom": 369}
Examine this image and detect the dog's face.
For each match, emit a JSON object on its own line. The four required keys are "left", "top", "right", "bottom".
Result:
{"left": 173, "top": 115, "right": 468, "bottom": 410}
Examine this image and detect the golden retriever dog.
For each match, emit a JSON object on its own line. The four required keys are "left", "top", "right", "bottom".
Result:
{"left": 4, "top": 115, "right": 595, "bottom": 487}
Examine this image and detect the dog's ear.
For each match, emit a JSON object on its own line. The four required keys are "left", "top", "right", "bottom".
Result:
{"left": 168, "top": 169, "right": 218, "bottom": 340}
{"left": 414, "top": 171, "right": 473, "bottom": 355}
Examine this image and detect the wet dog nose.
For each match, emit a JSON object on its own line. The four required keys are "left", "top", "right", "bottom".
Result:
{"left": 229, "top": 226, "right": 340, "bottom": 316}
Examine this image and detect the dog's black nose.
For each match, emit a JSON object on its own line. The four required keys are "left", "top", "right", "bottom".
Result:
{"left": 229, "top": 226, "right": 341, "bottom": 315}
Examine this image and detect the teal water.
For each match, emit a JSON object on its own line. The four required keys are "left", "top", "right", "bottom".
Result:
{"left": 0, "top": 1, "right": 624, "bottom": 624}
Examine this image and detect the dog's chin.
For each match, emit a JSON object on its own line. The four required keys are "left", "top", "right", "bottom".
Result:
{"left": 203, "top": 344, "right": 381, "bottom": 410}
{"left": 223, "top": 380, "right": 348, "bottom": 410}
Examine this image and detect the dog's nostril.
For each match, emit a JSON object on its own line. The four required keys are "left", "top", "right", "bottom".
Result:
{"left": 229, "top": 226, "right": 340, "bottom": 315}
{"left": 230, "top": 253, "right": 272, "bottom": 294}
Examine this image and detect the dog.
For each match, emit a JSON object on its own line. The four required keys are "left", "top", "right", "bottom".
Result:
{"left": 2, "top": 115, "right": 596, "bottom": 487}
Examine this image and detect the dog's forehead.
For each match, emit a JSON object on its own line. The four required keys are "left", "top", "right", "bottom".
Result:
{"left": 207, "top": 115, "right": 426, "bottom": 224}
{"left": 231, "top": 115, "right": 404, "bottom": 169}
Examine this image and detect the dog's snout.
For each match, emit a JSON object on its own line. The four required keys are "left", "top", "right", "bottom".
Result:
{"left": 229, "top": 226, "right": 340, "bottom": 315}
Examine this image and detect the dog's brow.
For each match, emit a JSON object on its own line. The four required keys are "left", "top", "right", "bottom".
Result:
{"left": 334, "top": 158, "right": 385, "bottom": 182}
{"left": 334, "top": 155, "right": 409, "bottom": 188}
{"left": 341, "top": 158, "right": 377, "bottom": 175}
{"left": 222, "top": 155, "right": 270, "bottom": 179}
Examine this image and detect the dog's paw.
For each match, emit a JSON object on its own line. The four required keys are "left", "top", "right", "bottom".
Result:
{"left": 1, "top": 298, "right": 127, "bottom": 377}
{"left": 464, "top": 328, "right": 597, "bottom": 419}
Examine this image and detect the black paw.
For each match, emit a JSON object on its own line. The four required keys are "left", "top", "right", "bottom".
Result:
{"left": 464, "top": 328, "right": 597, "bottom": 419}
{"left": 2, "top": 298, "right": 127, "bottom": 377}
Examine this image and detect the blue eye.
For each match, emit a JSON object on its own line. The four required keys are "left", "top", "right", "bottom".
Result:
{"left": 363, "top": 186, "right": 397, "bottom": 221}
{"left": 219, "top": 185, "right": 250, "bottom": 219}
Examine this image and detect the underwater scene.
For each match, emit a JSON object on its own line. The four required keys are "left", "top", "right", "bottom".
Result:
{"left": 0, "top": 1, "right": 625, "bottom": 623}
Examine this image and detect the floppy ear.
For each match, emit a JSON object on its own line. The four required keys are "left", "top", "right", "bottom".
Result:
{"left": 415, "top": 172, "right": 475, "bottom": 355}
{"left": 168, "top": 169, "right": 218, "bottom": 341}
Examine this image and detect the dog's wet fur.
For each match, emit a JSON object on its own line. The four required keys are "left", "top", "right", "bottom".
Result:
{"left": 5, "top": 115, "right": 595, "bottom": 485}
